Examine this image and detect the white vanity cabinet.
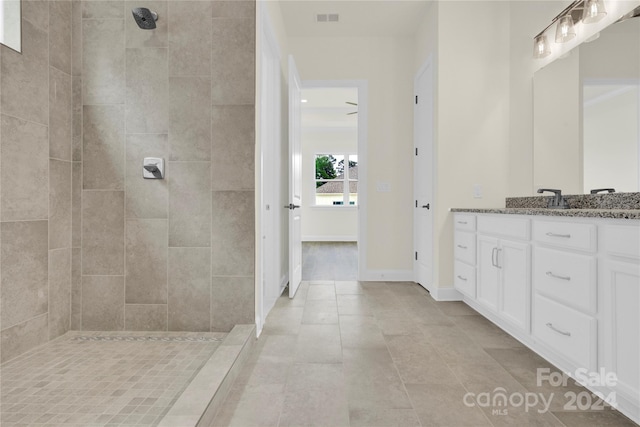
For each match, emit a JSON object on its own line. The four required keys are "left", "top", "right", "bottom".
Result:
{"left": 453, "top": 214, "right": 476, "bottom": 298}
{"left": 476, "top": 216, "right": 531, "bottom": 333}
{"left": 451, "top": 211, "right": 640, "bottom": 424}
{"left": 531, "top": 219, "right": 598, "bottom": 372}
{"left": 600, "top": 224, "right": 640, "bottom": 421}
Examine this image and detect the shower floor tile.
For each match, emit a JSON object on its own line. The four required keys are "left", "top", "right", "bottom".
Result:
{"left": 0, "top": 331, "right": 226, "bottom": 426}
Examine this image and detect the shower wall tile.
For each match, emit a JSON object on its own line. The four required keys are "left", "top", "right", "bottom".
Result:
{"left": 82, "top": 191, "right": 125, "bottom": 275}
{"left": 125, "top": 48, "right": 168, "bottom": 133}
{"left": 71, "top": 248, "right": 82, "bottom": 330}
{"left": 1, "top": 221, "right": 49, "bottom": 329}
{"left": 82, "top": 275, "right": 125, "bottom": 331}
{"left": 212, "top": 0, "right": 255, "bottom": 18}
{"left": 211, "top": 18, "right": 255, "bottom": 105}
{"left": 72, "top": 76, "right": 82, "bottom": 161}
{"left": 1, "top": 19, "right": 49, "bottom": 125}
{"left": 1, "top": 314, "right": 48, "bottom": 364}
{"left": 169, "top": 77, "right": 211, "bottom": 161}
{"left": 49, "top": 248, "right": 72, "bottom": 339}
{"left": 50, "top": 0, "right": 72, "bottom": 75}
{"left": 210, "top": 276, "right": 253, "bottom": 332}
{"left": 1, "top": 115, "right": 49, "bottom": 221}
{"left": 125, "top": 304, "right": 168, "bottom": 331}
{"left": 82, "top": 19, "right": 125, "bottom": 105}
{"left": 168, "top": 162, "right": 211, "bottom": 247}
{"left": 82, "top": 1, "right": 124, "bottom": 19}
{"left": 125, "top": 134, "right": 168, "bottom": 218}
{"left": 211, "top": 191, "right": 254, "bottom": 276}
{"left": 168, "top": 248, "right": 210, "bottom": 331}
{"left": 211, "top": 106, "right": 254, "bottom": 190}
{"left": 72, "top": 0, "right": 83, "bottom": 76}
{"left": 125, "top": 219, "right": 167, "bottom": 304}
{"left": 50, "top": 160, "right": 72, "bottom": 250}
{"left": 22, "top": 0, "right": 49, "bottom": 31}
{"left": 72, "top": 162, "right": 82, "bottom": 247}
{"left": 125, "top": 0, "right": 168, "bottom": 48}
{"left": 83, "top": 105, "right": 124, "bottom": 190}
{"left": 50, "top": 67, "right": 73, "bottom": 161}
{"left": 168, "top": 1, "right": 212, "bottom": 76}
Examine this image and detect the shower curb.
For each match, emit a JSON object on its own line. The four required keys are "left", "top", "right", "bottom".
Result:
{"left": 157, "top": 324, "right": 256, "bottom": 427}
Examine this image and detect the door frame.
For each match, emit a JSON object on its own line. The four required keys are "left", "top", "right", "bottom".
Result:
{"left": 256, "top": 4, "right": 282, "bottom": 336}
{"left": 413, "top": 56, "right": 436, "bottom": 291}
{"left": 299, "top": 79, "right": 368, "bottom": 280}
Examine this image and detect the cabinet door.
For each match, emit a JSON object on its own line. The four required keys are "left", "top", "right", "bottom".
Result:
{"left": 602, "top": 259, "right": 640, "bottom": 406}
{"left": 477, "top": 235, "right": 499, "bottom": 311}
{"left": 500, "top": 240, "right": 530, "bottom": 333}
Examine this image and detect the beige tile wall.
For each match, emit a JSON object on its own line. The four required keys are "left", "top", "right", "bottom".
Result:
{"left": 0, "top": 1, "right": 74, "bottom": 363}
{"left": 0, "top": 0, "right": 255, "bottom": 363}
{"left": 75, "top": 0, "right": 256, "bottom": 333}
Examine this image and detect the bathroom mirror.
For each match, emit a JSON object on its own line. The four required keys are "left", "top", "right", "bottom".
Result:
{"left": 1, "top": 0, "right": 21, "bottom": 52}
{"left": 533, "top": 13, "right": 640, "bottom": 194}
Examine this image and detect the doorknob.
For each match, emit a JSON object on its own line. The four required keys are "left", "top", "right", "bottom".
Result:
{"left": 422, "top": 204, "right": 430, "bottom": 209}
{"left": 284, "top": 204, "right": 301, "bottom": 210}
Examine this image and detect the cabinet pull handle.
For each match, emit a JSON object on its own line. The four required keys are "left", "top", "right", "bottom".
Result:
{"left": 491, "top": 247, "right": 497, "bottom": 267}
{"left": 457, "top": 275, "right": 467, "bottom": 281}
{"left": 496, "top": 248, "right": 502, "bottom": 269}
{"left": 457, "top": 244, "right": 467, "bottom": 249}
{"left": 457, "top": 221, "right": 468, "bottom": 225}
{"left": 546, "top": 232, "right": 571, "bottom": 238}
{"left": 546, "top": 323, "right": 571, "bottom": 337}
{"left": 546, "top": 271, "right": 571, "bottom": 281}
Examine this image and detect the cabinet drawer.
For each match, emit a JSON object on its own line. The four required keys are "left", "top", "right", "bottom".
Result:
{"left": 454, "top": 214, "right": 476, "bottom": 232}
{"left": 603, "top": 224, "right": 640, "bottom": 260}
{"left": 454, "top": 260, "right": 476, "bottom": 298}
{"left": 533, "top": 247, "right": 597, "bottom": 314}
{"left": 533, "top": 220, "right": 596, "bottom": 252}
{"left": 454, "top": 231, "right": 476, "bottom": 265}
{"left": 478, "top": 216, "right": 530, "bottom": 240}
{"left": 533, "top": 294, "right": 597, "bottom": 371}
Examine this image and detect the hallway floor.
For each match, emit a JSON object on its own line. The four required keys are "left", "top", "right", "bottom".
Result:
{"left": 302, "top": 243, "right": 358, "bottom": 281}
{"left": 212, "top": 281, "right": 637, "bottom": 427}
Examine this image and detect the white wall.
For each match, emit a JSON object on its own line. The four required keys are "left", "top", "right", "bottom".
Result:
{"left": 414, "top": 1, "right": 511, "bottom": 289}
{"left": 288, "top": 36, "right": 415, "bottom": 276}
{"left": 301, "top": 130, "right": 358, "bottom": 241}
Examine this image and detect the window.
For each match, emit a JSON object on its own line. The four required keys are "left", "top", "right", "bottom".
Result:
{"left": 314, "top": 154, "right": 358, "bottom": 206}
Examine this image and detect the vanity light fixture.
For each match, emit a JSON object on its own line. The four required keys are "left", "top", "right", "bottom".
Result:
{"left": 582, "top": 0, "right": 607, "bottom": 23}
{"left": 555, "top": 15, "right": 577, "bottom": 42}
{"left": 533, "top": 0, "right": 607, "bottom": 58}
{"left": 533, "top": 34, "right": 551, "bottom": 58}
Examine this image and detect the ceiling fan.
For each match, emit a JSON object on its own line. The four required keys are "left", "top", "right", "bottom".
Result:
{"left": 346, "top": 101, "right": 358, "bottom": 115}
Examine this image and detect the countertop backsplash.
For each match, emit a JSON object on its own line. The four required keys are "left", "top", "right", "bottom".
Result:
{"left": 506, "top": 192, "right": 640, "bottom": 210}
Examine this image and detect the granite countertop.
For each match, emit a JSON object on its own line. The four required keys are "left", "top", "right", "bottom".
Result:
{"left": 450, "top": 207, "right": 640, "bottom": 220}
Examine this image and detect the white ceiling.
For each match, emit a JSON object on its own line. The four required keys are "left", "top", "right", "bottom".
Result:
{"left": 302, "top": 87, "right": 358, "bottom": 128}
{"left": 278, "top": 0, "right": 432, "bottom": 38}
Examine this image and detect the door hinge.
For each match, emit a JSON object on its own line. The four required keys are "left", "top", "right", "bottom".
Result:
{"left": 415, "top": 200, "right": 418, "bottom": 208}
{"left": 415, "top": 251, "right": 418, "bottom": 261}
{"left": 415, "top": 95, "right": 418, "bottom": 104}
{"left": 415, "top": 147, "right": 418, "bottom": 156}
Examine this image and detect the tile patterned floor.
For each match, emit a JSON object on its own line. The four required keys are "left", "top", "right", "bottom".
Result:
{"left": 212, "top": 281, "right": 639, "bottom": 427}
{"left": 302, "top": 243, "right": 358, "bottom": 281}
{"left": 0, "top": 331, "right": 225, "bottom": 427}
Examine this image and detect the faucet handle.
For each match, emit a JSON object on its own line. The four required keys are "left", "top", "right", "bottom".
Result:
{"left": 537, "top": 188, "right": 562, "bottom": 196}
{"left": 590, "top": 188, "right": 615, "bottom": 194}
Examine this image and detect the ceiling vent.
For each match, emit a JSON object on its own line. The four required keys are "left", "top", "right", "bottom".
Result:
{"left": 315, "top": 13, "right": 339, "bottom": 23}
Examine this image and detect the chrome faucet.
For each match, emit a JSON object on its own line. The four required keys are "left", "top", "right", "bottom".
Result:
{"left": 537, "top": 188, "right": 570, "bottom": 209}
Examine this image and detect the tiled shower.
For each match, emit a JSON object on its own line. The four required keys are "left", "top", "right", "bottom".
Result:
{"left": 0, "top": 0, "right": 256, "bottom": 364}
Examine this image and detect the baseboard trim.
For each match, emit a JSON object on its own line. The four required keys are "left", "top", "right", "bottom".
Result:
{"left": 429, "top": 286, "right": 463, "bottom": 301}
{"left": 302, "top": 235, "right": 357, "bottom": 242}
{"left": 359, "top": 269, "right": 414, "bottom": 282}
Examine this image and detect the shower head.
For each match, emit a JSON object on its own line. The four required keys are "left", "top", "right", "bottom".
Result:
{"left": 132, "top": 7, "right": 158, "bottom": 30}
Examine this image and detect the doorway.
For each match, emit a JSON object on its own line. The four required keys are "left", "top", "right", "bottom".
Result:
{"left": 297, "top": 83, "right": 366, "bottom": 281}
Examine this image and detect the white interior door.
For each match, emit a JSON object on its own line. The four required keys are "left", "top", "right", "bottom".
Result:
{"left": 414, "top": 58, "right": 434, "bottom": 290}
{"left": 288, "top": 55, "right": 303, "bottom": 298}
